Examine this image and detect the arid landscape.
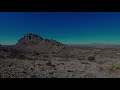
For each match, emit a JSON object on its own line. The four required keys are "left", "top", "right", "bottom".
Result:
{"left": 0, "top": 33, "right": 120, "bottom": 78}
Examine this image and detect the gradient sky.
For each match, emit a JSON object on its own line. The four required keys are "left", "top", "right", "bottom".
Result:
{"left": 0, "top": 12, "right": 120, "bottom": 45}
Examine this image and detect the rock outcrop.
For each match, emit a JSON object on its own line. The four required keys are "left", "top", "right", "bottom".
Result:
{"left": 0, "top": 33, "right": 73, "bottom": 60}
{"left": 16, "top": 33, "right": 44, "bottom": 45}
{"left": 15, "top": 33, "right": 67, "bottom": 53}
{"left": 16, "top": 33, "right": 64, "bottom": 46}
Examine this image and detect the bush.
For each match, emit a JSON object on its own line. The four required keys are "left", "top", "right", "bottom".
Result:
{"left": 16, "top": 54, "right": 27, "bottom": 59}
{"left": 88, "top": 56, "right": 95, "bottom": 61}
{"left": 0, "top": 55, "right": 5, "bottom": 58}
{"left": 42, "top": 55, "right": 49, "bottom": 58}
{"left": 46, "top": 61, "right": 55, "bottom": 67}
{"left": 2, "top": 48, "right": 9, "bottom": 52}
{"left": 78, "top": 56, "right": 85, "bottom": 60}
{"left": 33, "top": 51, "right": 40, "bottom": 55}
{"left": 108, "top": 64, "right": 120, "bottom": 71}
{"left": 46, "top": 61, "right": 52, "bottom": 66}
{"left": 51, "top": 51, "right": 56, "bottom": 54}
{"left": 78, "top": 58, "right": 81, "bottom": 60}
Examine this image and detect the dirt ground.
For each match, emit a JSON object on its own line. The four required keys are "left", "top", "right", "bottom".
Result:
{"left": 1, "top": 46, "right": 120, "bottom": 78}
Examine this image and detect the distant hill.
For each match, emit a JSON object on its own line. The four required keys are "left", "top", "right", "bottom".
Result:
{"left": 68, "top": 43, "right": 120, "bottom": 46}
{"left": 0, "top": 33, "right": 73, "bottom": 59}
{"left": 16, "top": 33, "right": 68, "bottom": 53}
{"left": 16, "top": 33, "right": 64, "bottom": 46}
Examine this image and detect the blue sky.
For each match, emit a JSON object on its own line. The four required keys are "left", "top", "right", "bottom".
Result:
{"left": 0, "top": 12, "right": 120, "bottom": 45}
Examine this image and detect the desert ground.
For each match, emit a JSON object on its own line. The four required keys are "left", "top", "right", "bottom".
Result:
{"left": 1, "top": 45, "right": 120, "bottom": 78}
{"left": 1, "top": 33, "right": 120, "bottom": 78}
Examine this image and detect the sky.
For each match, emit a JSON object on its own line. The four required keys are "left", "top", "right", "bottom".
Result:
{"left": 0, "top": 12, "right": 120, "bottom": 45}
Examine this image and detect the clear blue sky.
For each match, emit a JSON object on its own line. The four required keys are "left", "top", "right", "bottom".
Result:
{"left": 0, "top": 12, "right": 120, "bottom": 45}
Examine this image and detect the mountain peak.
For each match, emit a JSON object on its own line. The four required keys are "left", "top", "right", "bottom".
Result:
{"left": 16, "top": 33, "right": 44, "bottom": 46}
{"left": 24, "top": 33, "right": 44, "bottom": 41}
{"left": 16, "top": 33, "right": 64, "bottom": 46}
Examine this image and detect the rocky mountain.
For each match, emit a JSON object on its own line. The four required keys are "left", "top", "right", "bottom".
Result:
{"left": 16, "top": 33, "right": 63, "bottom": 46}
{"left": 0, "top": 33, "right": 74, "bottom": 60}
{"left": 16, "top": 33, "right": 68, "bottom": 53}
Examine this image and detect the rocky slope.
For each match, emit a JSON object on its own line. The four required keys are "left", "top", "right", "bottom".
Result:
{"left": 16, "top": 33, "right": 69, "bottom": 54}
{"left": 0, "top": 33, "right": 74, "bottom": 60}
{"left": 16, "top": 33, "right": 63, "bottom": 46}
{"left": 1, "top": 33, "right": 120, "bottom": 78}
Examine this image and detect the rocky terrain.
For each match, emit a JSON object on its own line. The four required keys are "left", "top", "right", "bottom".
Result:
{"left": 1, "top": 33, "right": 120, "bottom": 78}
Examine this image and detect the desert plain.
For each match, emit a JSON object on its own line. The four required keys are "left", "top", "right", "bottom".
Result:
{"left": 0, "top": 33, "right": 120, "bottom": 78}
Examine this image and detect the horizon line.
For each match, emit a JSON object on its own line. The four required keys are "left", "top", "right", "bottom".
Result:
{"left": 2, "top": 43, "right": 120, "bottom": 46}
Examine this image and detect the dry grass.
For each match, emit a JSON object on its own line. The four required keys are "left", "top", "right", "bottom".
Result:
{"left": 107, "top": 64, "right": 120, "bottom": 71}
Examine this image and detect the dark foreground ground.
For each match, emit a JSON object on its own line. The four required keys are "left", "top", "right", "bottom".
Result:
{"left": 1, "top": 46, "right": 120, "bottom": 78}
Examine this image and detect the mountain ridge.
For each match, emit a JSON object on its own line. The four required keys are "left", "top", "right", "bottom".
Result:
{"left": 16, "top": 33, "right": 64, "bottom": 46}
{"left": 68, "top": 43, "right": 120, "bottom": 46}
{"left": 15, "top": 33, "right": 69, "bottom": 54}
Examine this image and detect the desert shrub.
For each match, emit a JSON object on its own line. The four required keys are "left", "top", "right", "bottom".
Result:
{"left": 99, "top": 66, "right": 104, "bottom": 71}
{"left": 51, "top": 51, "right": 56, "bottom": 54}
{"left": 69, "top": 55, "right": 76, "bottom": 58}
{"left": 33, "top": 51, "right": 40, "bottom": 55}
{"left": 7, "top": 53, "right": 15, "bottom": 58}
{"left": 2, "top": 48, "right": 9, "bottom": 52}
{"left": 0, "top": 55, "right": 5, "bottom": 58}
{"left": 78, "top": 58, "right": 81, "bottom": 60}
{"left": 56, "top": 53, "right": 71, "bottom": 58}
{"left": 40, "top": 52, "right": 46, "bottom": 54}
{"left": 30, "top": 75, "right": 37, "bottom": 78}
{"left": 108, "top": 64, "right": 120, "bottom": 72}
{"left": 67, "top": 70, "right": 74, "bottom": 72}
{"left": 49, "top": 72, "right": 54, "bottom": 74}
{"left": 87, "top": 56, "right": 95, "bottom": 61}
{"left": 46, "top": 61, "right": 52, "bottom": 66}
{"left": 46, "top": 61, "right": 55, "bottom": 67}
{"left": 59, "top": 58, "right": 70, "bottom": 62}
{"left": 10, "top": 48, "right": 22, "bottom": 55}
{"left": 78, "top": 56, "right": 85, "bottom": 60}
{"left": 81, "top": 61, "right": 89, "bottom": 64}
{"left": 16, "top": 54, "right": 27, "bottom": 59}
{"left": 42, "top": 55, "right": 49, "bottom": 58}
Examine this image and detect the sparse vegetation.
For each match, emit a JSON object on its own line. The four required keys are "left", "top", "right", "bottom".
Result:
{"left": 107, "top": 64, "right": 120, "bottom": 71}
{"left": 33, "top": 51, "right": 40, "bottom": 55}
{"left": 78, "top": 58, "right": 81, "bottom": 60}
{"left": 78, "top": 56, "right": 85, "bottom": 60}
{"left": 1, "top": 33, "right": 120, "bottom": 78}
{"left": 67, "top": 70, "right": 74, "bottom": 72}
{"left": 16, "top": 54, "right": 27, "bottom": 60}
{"left": 87, "top": 56, "right": 95, "bottom": 61}
{"left": 0, "top": 55, "right": 5, "bottom": 58}
{"left": 42, "top": 55, "right": 49, "bottom": 58}
{"left": 46, "top": 61, "right": 55, "bottom": 67}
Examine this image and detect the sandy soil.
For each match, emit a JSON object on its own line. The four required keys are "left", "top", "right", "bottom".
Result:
{"left": 1, "top": 46, "right": 120, "bottom": 78}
